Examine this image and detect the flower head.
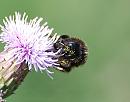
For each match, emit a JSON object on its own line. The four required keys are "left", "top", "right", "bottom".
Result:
{"left": 0, "top": 12, "right": 60, "bottom": 76}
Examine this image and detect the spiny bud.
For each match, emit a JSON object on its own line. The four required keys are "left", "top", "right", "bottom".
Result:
{"left": 0, "top": 49, "right": 29, "bottom": 99}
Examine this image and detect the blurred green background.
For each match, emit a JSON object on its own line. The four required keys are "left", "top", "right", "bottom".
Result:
{"left": 0, "top": 0, "right": 130, "bottom": 102}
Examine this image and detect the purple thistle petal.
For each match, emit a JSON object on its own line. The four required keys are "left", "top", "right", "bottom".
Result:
{"left": 0, "top": 12, "right": 60, "bottom": 77}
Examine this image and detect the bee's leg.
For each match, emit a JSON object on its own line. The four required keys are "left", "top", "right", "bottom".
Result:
{"left": 55, "top": 67, "right": 64, "bottom": 71}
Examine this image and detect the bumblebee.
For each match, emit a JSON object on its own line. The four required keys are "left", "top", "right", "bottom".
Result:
{"left": 53, "top": 35, "right": 88, "bottom": 72}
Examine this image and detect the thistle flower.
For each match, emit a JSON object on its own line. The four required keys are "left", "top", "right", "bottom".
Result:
{"left": 0, "top": 12, "right": 60, "bottom": 75}
{"left": 0, "top": 12, "right": 60, "bottom": 99}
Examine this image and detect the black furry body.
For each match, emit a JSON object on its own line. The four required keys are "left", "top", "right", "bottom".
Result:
{"left": 53, "top": 35, "right": 88, "bottom": 72}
